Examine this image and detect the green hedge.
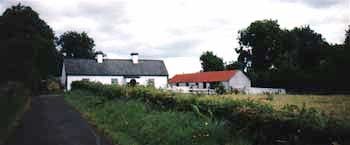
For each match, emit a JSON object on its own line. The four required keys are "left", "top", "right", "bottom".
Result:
{"left": 71, "top": 81, "right": 350, "bottom": 145}
{"left": 0, "top": 82, "right": 30, "bottom": 144}
{"left": 65, "top": 90, "right": 250, "bottom": 145}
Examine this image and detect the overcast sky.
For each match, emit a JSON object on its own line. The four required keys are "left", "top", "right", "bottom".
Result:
{"left": 0, "top": 0, "right": 349, "bottom": 77}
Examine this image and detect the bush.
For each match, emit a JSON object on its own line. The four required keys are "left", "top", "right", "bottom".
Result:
{"left": 0, "top": 82, "right": 30, "bottom": 143}
{"left": 214, "top": 83, "right": 226, "bottom": 95}
{"left": 69, "top": 81, "right": 350, "bottom": 145}
{"left": 47, "top": 79, "right": 60, "bottom": 93}
{"left": 64, "top": 91, "right": 247, "bottom": 145}
{"left": 266, "top": 94, "right": 274, "bottom": 101}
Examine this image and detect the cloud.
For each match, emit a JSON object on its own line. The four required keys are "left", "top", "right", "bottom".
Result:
{"left": 0, "top": 0, "right": 349, "bottom": 77}
{"left": 278, "top": 0, "right": 348, "bottom": 8}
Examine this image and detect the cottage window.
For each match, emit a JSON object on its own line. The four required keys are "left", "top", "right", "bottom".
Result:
{"left": 111, "top": 78, "right": 119, "bottom": 84}
{"left": 203, "top": 82, "right": 207, "bottom": 88}
{"left": 147, "top": 79, "right": 155, "bottom": 87}
{"left": 186, "top": 82, "right": 189, "bottom": 86}
{"left": 176, "top": 83, "right": 179, "bottom": 86}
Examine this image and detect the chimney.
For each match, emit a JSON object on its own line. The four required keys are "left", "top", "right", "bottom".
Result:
{"left": 96, "top": 53, "right": 103, "bottom": 63}
{"left": 131, "top": 52, "right": 139, "bottom": 64}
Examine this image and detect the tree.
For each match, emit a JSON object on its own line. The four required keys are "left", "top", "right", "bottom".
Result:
{"left": 57, "top": 31, "right": 96, "bottom": 59}
{"left": 0, "top": 4, "right": 60, "bottom": 89}
{"left": 200, "top": 51, "right": 225, "bottom": 72}
{"left": 285, "top": 26, "right": 329, "bottom": 71}
{"left": 345, "top": 25, "right": 350, "bottom": 48}
{"left": 237, "top": 19, "right": 283, "bottom": 72}
{"left": 225, "top": 61, "right": 244, "bottom": 71}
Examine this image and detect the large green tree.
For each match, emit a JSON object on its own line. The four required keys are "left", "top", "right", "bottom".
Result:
{"left": 200, "top": 51, "right": 225, "bottom": 72}
{"left": 0, "top": 4, "right": 60, "bottom": 88}
{"left": 57, "top": 31, "right": 96, "bottom": 59}
{"left": 236, "top": 20, "right": 333, "bottom": 90}
{"left": 237, "top": 19, "right": 283, "bottom": 72}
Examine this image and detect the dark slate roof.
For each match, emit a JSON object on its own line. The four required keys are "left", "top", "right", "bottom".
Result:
{"left": 64, "top": 59, "right": 168, "bottom": 76}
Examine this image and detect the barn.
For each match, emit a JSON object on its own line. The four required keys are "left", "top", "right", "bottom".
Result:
{"left": 169, "top": 70, "right": 251, "bottom": 91}
{"left": 61, "top": 53, "right": 169, "bottom": 90}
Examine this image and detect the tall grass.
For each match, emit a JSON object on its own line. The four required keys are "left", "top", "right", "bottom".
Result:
{"left": 0, "top": 82, "right": 30, "bottom": 143}
{"left": 68, "top": 81, "right": 350, "bottom": 145}
{"left": 64, "top": 90, "right": 252, "bottom": 145}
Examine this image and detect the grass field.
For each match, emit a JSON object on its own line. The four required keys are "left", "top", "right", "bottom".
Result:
{"left": 220, "top": 94, "right": 350, "bottom": 120}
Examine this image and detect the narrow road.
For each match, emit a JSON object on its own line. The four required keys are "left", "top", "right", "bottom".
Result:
{"left": 8, "top": 95, "right": 113, "bottom": 145}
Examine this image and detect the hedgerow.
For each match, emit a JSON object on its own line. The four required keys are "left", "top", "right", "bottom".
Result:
{"left": 70, "top": 80, "right": 350, "bottom": 145}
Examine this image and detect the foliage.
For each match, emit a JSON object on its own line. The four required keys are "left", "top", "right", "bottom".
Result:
{"left": 237, "top": 19, "right": 282, "bottom": 72}
{"left": 345, "top": 25, "right": 350, "bottom": 47}
{"left": 57, "top": 31, "right": 97, "bottom": 59}
{"left": 214, "top": 83, "right": 226, "bottom": 95}
{"left": 199, "top": 51, "right": 225, "bottom": 72}
{"left": 225, "top": 61, "right": 244, "bottom": 71}
{"left": 0, "top": 82, "right": 30, "bottom": 143}
{"left": 64, "top": 90, "right": 251, "bottom": 145}
{"left": 266, "top": 94, "right": 274, "bottom": 101}
{"left": 0, "top": 4, "right": 61, "bottom": 91}
{"left": 46, "top": 79, "right": 61, "bottom": 93}
{"left": 235, "top": 19, "right": 350, "bottom": 93}
{"left": 69, "top": 81, "right": 350, "bottom": 145}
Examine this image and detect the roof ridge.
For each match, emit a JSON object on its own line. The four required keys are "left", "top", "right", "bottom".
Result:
{"left": 176, "top": 70, "right": 237, "bottom": 76}
{"left": 104, "top": 58, "right": 163, "bottom": 61}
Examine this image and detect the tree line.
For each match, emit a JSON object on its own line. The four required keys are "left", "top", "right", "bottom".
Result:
{"left": 0, "top": 4, "right": 102, "bottom": 92}
{"left": 200, "top": 19, "right": 350, "bottom": 93}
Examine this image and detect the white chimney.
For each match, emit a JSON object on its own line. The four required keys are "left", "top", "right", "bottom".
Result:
{"left": 96, "top": 53, "right": 103, "bottom": 63}
{"left": 131, "top": 52, "right": 139, "bottom": 64}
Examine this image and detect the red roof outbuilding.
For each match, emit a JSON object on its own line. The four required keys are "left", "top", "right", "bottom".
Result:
{"left": 169, "top": 70, "right": 237, "bottom": 83}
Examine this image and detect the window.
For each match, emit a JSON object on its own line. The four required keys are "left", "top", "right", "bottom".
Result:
{"left": 111, "top": 78, "right": 118, "bottom": 84}
{"left": 203, "top": 82, "right": 207, "bottom": 88}
{"left": 82, "top": 78, "right": 89, "bottom": 81}
{"left": 195, "top": 82, "right": 198, "bottom": 86}
{"left": 186, "top": 82, "right": 189, "bottom": 86}
{"left": 147, "top": 79, "right": 155, "bottom": 87}
{"left": 176, "top": 83, "right": 179, "bottom": 86}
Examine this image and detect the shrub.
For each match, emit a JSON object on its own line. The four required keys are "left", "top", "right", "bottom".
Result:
{"left": 68, "top": 81, "right": 350, "bottom": 145}
{"left": 65, "top": 92, "right": 242, "bottom": 145}
{"left": 214, "top": 83, "right": 226, "bottom": 95}
{"left": 0, "top": 82, "right": 30, "bottom": 143}
{"left": 266, "top": 94, "right": 274, "bottom": 101}
{"left": 47, "top": 79, "right": 60, "bottom": 93}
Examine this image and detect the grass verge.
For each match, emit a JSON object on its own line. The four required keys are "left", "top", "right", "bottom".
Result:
{"left": 0, "top": 82, "right": 31, "bottom": 144}
{"left": 64, "top": 90, "right": 253, "bottom": 145}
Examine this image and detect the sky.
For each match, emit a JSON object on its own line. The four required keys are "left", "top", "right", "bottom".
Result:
{"left": 0, "top": 0, "right": 349, "bottom": 77}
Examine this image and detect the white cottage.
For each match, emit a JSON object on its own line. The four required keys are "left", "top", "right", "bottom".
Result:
{"left": 61, "top": 53, "right": 169, "bottom": 90}
{"left": 169, "top": 70, "right": 251, "bottom": 91}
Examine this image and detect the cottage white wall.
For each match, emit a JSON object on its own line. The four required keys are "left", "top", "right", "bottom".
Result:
{"left": 66, "top": 75, "right": 168, "bottom": 90}
{"left": 124, "top": 76, "right": 168, "bottom": 88}
{"left": 228, "top": 71, "right": 251, "bottom": 89}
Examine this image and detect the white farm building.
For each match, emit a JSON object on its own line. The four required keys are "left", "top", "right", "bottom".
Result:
{"left": 61, "top": 53, "right": 169, "bottom": 90}
{"left": 169, "top": 70, "right": 251, "bottom": 91}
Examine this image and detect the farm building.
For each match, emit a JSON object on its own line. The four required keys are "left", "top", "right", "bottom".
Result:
{"left": 169, "top": 70, "right": 251, "bottom": 91}
{"left": 61, "top": 53, "right": 169, "bottom": 90}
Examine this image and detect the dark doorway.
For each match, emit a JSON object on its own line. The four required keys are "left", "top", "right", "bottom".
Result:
{"left": 129, "top": 79, "right": 137, "bottom": 87}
